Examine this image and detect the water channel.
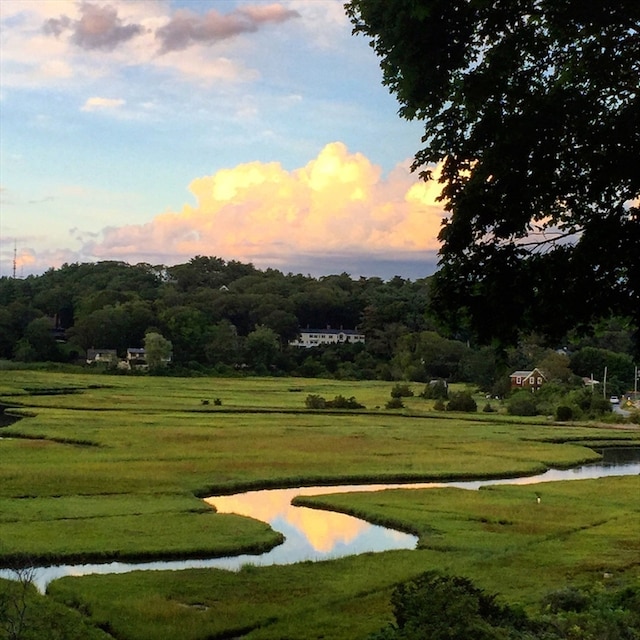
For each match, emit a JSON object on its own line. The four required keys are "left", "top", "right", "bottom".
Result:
{"left": 3, "top": 447, "right": 639, "bottom": 593}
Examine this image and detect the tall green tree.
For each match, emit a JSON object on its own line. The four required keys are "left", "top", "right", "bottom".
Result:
{"left": 67, "top": 306, "right": 129, "bottom": 353}
{"left": 392, "top": 331, "right": 468, "bottom": 381}
{"left": 159, "top": 306, "right": 210, "bottom": 364}
{"left": 14, "top": 317, "right": 60, "bottom": 362}
{"left": 144, "top": 331, "right": 173, "bottom": 370}
{"left": 204, "top": 320, "right": 241, "bottom": 366}
{"left": 245, "top": 326, "right": 280, "bottom": 371}
{"left": 347, "top": 0, "right": 640, "bottom": 352}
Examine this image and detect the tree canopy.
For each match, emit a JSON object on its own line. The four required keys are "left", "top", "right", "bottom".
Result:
{"left": 347, "top": 0, "right": 640, "bottom": 352}
{"left": 0, "top": 256, "right": 636, "bottom": 396}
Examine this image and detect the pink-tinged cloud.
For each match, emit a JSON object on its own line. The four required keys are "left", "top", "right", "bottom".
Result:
{"left": 156, "top": 3, "right": 300, "bottom": 54}
{"left": 81, "top": 142, "right": 446, "bottom": 272}
{"left": 44, "top": 2, "right": 144, "bottom": 51}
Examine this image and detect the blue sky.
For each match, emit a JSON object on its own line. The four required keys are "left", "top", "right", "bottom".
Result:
{"left": 0, "top": 1, "right": 446, "bottom": 279}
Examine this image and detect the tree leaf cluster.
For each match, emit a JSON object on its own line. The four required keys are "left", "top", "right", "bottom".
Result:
{"left": 347, "top": 0, "right": 640, "bottom": 354}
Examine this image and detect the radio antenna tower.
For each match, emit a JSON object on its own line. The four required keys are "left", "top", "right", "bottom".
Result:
{"left": 13, "top": 240, "right": 17, "bottom": 279}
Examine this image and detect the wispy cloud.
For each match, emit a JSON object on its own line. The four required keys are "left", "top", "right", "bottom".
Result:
{"left": 2, "top": 1, "right": 305, "bottom": 88}
{"left": 81, "top": 96, "right": 125, "bottom": 111}
{"left": 40, "top": 1, "right": 300, "bottom": 56}
{"left": 156, "top": 4, "right": 300, "bottom": 54}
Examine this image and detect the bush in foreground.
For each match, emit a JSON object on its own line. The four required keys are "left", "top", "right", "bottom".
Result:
{"left": 368, "top": 571, "right": 528, "bottom": 639}
{"left": 369, "top": 572, "right": 640, "bottom": 640}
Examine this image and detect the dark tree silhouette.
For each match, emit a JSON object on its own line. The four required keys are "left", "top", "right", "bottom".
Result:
{"left": 347, "top": 0, "right": 640, "bottom": 352}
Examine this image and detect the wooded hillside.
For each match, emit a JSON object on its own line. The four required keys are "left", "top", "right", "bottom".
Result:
{"left": 0, "top": 256, "right": 636, "bottom": 397}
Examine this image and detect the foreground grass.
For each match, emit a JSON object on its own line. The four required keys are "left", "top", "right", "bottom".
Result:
{"left": 1, "top": 370, "right": 639, "bottom": 639}
{"left": 47, "top": 476, "right": 640, "bottom": 640}
{"left": 0, "top": 577, "right": 111, "bottom": 640}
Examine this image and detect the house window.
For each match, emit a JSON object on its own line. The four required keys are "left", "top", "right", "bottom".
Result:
{"left": 537, "top": 377, "right": 542, "bottom": 384}
{"left": 529, "top": 378, "right": 534, "bottom": 385}
{"left": 516, "top": 377, "right": 521, "bottom": 385}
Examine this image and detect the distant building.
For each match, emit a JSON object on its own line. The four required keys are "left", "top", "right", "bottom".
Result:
{"left": 86, "top": 349, "right": 117, "bottom": 365}
{"left": 509, "top": 368, "right": 547, "bottom": 392}
{"left": 289, "top": 327, "right": 365, "bottom": 348}
{"left": 127, "top": 347, "right": 147, "bottom": 368}
{"left": 582, "top": 376, "right": 600, "bottom": 389}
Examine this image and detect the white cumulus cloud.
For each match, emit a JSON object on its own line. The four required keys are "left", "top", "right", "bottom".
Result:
{"left": 79, "top": 142, "right": 447, "bottom": 270}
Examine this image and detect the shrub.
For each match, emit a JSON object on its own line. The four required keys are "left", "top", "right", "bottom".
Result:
{"left": 369, "top": 571, "right": 529, "bottom": 640}
{"left": 326, "top": 395, "right": 365, "bottom": 409}
{"left": 590, "top": 396, "right": 613, "bottom": 416}
{"left": 447, "top": 391, "right": 477, "bottom": 412}
{"left": 541, "top": 586, "right": 590, "bottom": 613}
{"left": 507, "top": 391, "right": 538, "bottom": 416}
{"left": 434, "top": 399, "right": 446, "bottom": 411}
{"left": 422, "top": 380, "right": 448, "bottom": 400}
{"left": 305, "top": 394, "right": 364, "bottom": 409}
{"left": 386, "top": 397, "right": 404, "bottom": 409}
{"left": 305, "top": 394, "right": 326, "bottom": 409}
{"left": 555, "top": 405, "right": 573, "bottom": 421}
{"left": 482, "top": 402, "right": 495, "bottom": 413}
{"left": 391, "top": 383, "right": 414, "bottom": 398}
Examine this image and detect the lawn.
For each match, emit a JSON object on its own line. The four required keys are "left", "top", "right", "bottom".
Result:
{"left": 1, "top": 370, "right": 639, "bottom": 639}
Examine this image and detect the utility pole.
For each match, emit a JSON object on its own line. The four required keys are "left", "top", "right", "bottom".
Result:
{"left": 13, "top": 240, "right": 17, "bottom": 279}
{"left": 603, "top": 366, "right": 607, "bottom": 399}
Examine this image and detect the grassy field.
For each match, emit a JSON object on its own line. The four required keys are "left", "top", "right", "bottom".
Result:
{"left": 1, "top": 369, "right": 639, "bottom": 639}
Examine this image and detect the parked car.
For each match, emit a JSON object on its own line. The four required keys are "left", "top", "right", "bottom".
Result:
{"left": 609, "top": 395, "right": 620, "bottom": 404}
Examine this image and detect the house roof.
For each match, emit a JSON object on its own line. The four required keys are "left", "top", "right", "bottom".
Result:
{"left": 87, "top": 348, "right": 116, "bottom": 357}
{"left": 299, "top": 328, "right": 363, "bottom": 335}
{"left": 510, "top": 368, "right": 547, "bottom": 380}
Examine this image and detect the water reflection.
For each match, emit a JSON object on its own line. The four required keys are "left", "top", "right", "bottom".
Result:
{"left": 3, "top": 448, "right": 639, "bottom": 593}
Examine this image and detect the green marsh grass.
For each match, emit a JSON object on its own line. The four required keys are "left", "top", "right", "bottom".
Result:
{"left": 1, "top": 370, "right": 639, "bottom": 638}
{"left": 47, "top": 476, "right": 640, "bottom": 640}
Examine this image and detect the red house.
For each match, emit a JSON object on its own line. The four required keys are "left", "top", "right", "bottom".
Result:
{"left": 509, "top": 368, "right": 547, "bottom": 392}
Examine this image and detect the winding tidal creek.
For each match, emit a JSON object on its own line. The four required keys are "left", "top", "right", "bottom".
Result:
{"left": 3, "top": 448, "right": 639, "bottom": 593}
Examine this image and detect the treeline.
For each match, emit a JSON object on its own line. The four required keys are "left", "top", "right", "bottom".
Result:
{"left": 0, "top": 256, "right": 636, "bottom": 392}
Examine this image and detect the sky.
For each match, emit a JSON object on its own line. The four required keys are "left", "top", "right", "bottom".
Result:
{"left": 0, "top": 0, "right": 447, "bottom": 280}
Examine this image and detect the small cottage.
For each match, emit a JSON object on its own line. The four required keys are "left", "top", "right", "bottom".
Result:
{"left": 509, "top": 368, "right": 547, "bottom": 391}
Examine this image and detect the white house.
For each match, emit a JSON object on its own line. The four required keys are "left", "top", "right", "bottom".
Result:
{"left": 86, "top": 349, "right": 117, "bottom": 365}
{"left": 289, "top": 327, "right": 365, "bottom": 348}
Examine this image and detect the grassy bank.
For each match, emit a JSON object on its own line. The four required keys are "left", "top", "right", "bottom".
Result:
{"left": 46, "top": 476, "right": 640, "bottom": 640}
{"left": 1, "top": 370, "right": 639, "bottom": 639}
